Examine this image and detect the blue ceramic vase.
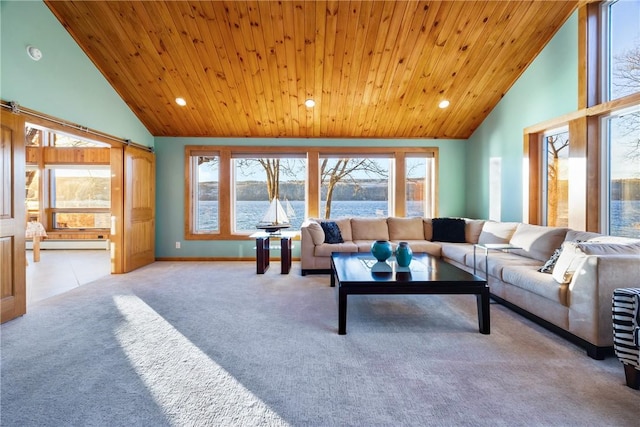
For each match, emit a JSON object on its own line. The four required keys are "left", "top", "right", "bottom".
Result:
{"left": 395, "top": 241, "right": 413, "bottom": 267}
{"left": 371, "top": 240, "right": 393, "bottom": 262}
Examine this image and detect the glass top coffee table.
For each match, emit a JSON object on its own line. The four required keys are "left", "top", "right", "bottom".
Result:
{"left": 330, "top": 252, "right": 489, "bottom": 335}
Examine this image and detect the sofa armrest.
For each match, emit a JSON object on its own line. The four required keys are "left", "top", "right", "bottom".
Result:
{"left": 300, "top": 224, "right": 318, "bottom": 270}
{"left": 568, "top": 255, "right": 640, "bottom": 346}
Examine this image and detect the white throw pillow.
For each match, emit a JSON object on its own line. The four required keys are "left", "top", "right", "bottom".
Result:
{"left": 478, "top": 221, "right": 519, "bottom": 244}
{"left": 305, "top": 220, "right": 325, "bottom": 245}
{"left": 552, "top": 241, "right": 587, "bottom": 284}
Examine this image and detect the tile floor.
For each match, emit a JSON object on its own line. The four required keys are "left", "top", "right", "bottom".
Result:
{"left": 26, "top": 249, "right": 111, "bottom": 306}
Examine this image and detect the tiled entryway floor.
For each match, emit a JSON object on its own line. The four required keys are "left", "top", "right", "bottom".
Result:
{"left": 26, "top": 250, "right": 111, "bottom": 306}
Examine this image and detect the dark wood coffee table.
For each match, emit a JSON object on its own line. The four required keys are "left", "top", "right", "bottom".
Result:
{"left": 330, "top": 252, "right": 490, "bottom": 335}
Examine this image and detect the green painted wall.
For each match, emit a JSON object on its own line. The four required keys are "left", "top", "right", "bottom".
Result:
{"left": 154, "top": 137, "right": 467, "bottom": 258}
{"left": 2, "top": 0, "right": 582, "bottom": 259}
{"left": 466, "top": 12, "right": 579, "bottom": 221}
{"left": 0, "top": 1, "right": 153, "bottom": 147}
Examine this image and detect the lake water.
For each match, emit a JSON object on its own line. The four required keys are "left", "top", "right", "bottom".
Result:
{"left": 197, "top": 199, "right": 640, "bottom": 238}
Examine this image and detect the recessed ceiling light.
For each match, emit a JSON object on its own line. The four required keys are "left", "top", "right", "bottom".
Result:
{"left": 26, "top": 45, "right": 42, "bottom": 61}
{"left": 175, "top": 97, "right": 187, "bottom": 106}
{"left": 438, "top": 100, "right": 450, "bottom": 109}
{"left": 304, "top": 99, "right": 315, "bottom": 108}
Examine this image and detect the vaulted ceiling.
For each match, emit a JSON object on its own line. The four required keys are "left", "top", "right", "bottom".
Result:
{"left": 45, "top": 1, "right": 579, "bottom": 139}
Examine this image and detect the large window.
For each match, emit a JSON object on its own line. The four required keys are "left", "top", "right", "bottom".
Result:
{"left": 49, "top": 167, "right": 111, "bottom": 229}
{"left": 25, "top": 122, "right": 111, "bottom": 232}
{"left": 603, "top": 0, "right": 640, "bottom": 101}
{"left": 232, "top": 156, "right": 306, "bottom": 232}
{"left": 319, "top": 156, "right": 390, "bottom": 219}
{"left": 406, "top": 155, "right": 435, "bottom": 218}
{"left": 602, "top": 107, "right": 640, "bottom": 237}
{"left": 525, "top": 2, "right": 639, "bottom": 235}
{"left": 543, "top": 128, "right": 570, "bottom": 227}
{"left": 190, "top": 153, "right": 219, "bottom": 233}
{"left": 185, "top": 146, "right": 438, "bottom": 240}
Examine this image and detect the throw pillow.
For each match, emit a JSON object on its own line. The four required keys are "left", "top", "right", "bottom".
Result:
{"left": 320, "top": 221, "right": 344, "bottom": 244}
{"left": 552, "top": 241, "right": 587, "bottom": 284}
{"left": 538, "top": 247, "right": 562, "bottom": 273}
{"left": 431, "top": 218, "right": 466, "bottom": 243}
{"left": 305, "top": 220, "right": 325, "bottom": 245}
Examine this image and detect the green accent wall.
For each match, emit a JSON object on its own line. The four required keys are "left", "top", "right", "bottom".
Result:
{"left": 0, "top": 1, "right": 153, "bottom": 147}
{"left": 154, "top": 137, "right": 467, "bottom": 258}
{"left": 466, "top": 12, "right": 579, "bottom": 221}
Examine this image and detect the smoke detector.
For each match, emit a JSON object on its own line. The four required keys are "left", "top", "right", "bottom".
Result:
{"left": 26, "top": 45, "right": 43, "bottom": 61}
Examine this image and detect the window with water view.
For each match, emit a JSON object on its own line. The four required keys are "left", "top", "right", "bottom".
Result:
{"left": 320, "top": 156, "right": 390, "bottom": 219}
{"left": 544, "top": 129, "right": 570, "bottom": 227}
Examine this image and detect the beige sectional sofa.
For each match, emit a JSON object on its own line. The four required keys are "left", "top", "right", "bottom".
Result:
{"left": 300, "top": 216, "right": 640, "bottom": 359}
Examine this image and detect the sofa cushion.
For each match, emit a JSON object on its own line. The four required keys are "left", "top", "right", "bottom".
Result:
{"left": 305, "top": 220, "right": 326, "bottom": 245}
{"left": 552, "top": 241, "right": 587, "bottom": 284}
{"left": 465, "top": 219, "right": 485, "bottom": 244}
{"left": 334, "top": 218, "right": 353, "bottom": 242}
{"left": 353, "top": 240, "right": 391, "bottom": 253}
{"left": 314, "top": 242, "right": 358, "bottom": 257}
{"left": 423, "top": 218, "right": 433, "bottom": 241}
{"left": 478, "top": 221, "right": 519, "bottom": 244}
{"left": 577, "top": 241, "right": 640, "bottom": 255}
{"left": 509, "top": 223, "right": 568, "bottom": 262}
{"left": 466, "top": 251, "right": 541, "bottom": 279}
{"left": 393, "top": 240, "right": 442, "bottom": 257}
{"left": 320, "top": 221, "right": 344, "bottom": 244}
{"left": 388, "top": 217, "right": 424, "bottom": 241}
{"left": 351, "top": 217, "right": 389, "bottom": 241}
{"left": 432, "top": 218, "right": 466, "bottom": 243}
{"left": 564, "top": 230, "right": 603, "bottom": 242}
{"left": 440, "top": 242, "right": 473, "bottom": 265}
{"left": 502, "top": 265, "right": 568, "bottom": 306}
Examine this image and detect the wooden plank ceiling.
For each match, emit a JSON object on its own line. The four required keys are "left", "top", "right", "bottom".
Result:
{"left": 45, "top": 1, "right": 579, "bottom": 139}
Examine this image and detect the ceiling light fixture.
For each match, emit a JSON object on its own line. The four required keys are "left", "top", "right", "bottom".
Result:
{"left": 304, "top": 99, "right": 315, "bottom": 108}
{"left": 438, "top": 100, "right": 450, "bottom": 109}
{"left": 175, "top": 97, "right": 187, "bottom": 106}
{"left": 26, "top": 45, "right": 43, "bottom": 61}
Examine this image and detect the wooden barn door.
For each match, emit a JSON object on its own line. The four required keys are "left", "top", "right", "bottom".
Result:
{"left": 1, "top": 110, "right": 26, "bottom": 323}
{"left": 122, "top": 145, "right": 155, "bottom": 272}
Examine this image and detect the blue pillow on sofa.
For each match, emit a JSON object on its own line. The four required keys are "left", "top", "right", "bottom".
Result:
{"left": 431, "top": 218, "right": 466, "bottom": 243}
{"left": 320, "top": 221, "right": 344, "bottom": 244}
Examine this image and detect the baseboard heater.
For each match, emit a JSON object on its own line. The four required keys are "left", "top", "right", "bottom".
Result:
{"left": 26, "top": 239, "right": 109, "bottom": 250}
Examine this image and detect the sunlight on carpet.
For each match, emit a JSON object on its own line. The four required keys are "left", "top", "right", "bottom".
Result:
{"left": 113, "top": 294, "right": 289, "bottom": 426}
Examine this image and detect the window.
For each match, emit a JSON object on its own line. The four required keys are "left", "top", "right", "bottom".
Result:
{"left": 53, "top": 132, "right": 109, "bottom": 147}
{"left": 601, "top": 107, "right": 640, "bottom": 238}
{"left": 543, "top": 128, "right": 570, "bottom": 227}
{"left": 525, "top": 2, "right": 639, "bottom": 232}
{"left": 25, "top": 125, "right": 42, "bottom": 146}
{"left": 185, "top": 146, "right": 438, "bottom": 240}
{"left": 406, "top": 155, "right": 435, "bottom": 218}
{"left": 232, "top": 155, "right": 306, "bottom": 232}
{"left": 602, "top": 0, "right": 640, "bottom": 101}
{"left": 25, "top": 122, "right": 112, "bottom": 233}
{"left": 319, "top": 156, "right": 390, "bottom": 219}
{"left": 190, "top": 154, "right": 219, "bottom": 233}
{"left": 26, "top": 167, "right": 40, "bottom": 222}
{"left": 49, "top": 166, "right": 111, "bottom": 229}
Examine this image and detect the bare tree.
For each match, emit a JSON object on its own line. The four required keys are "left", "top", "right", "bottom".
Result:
{"left": 613, "top": 43, "right": 640, "bottom": 159}
{"left": 320, "top": 158, "right": 387, "bottom": 218}
{"left": 546, "top": 134, "right": 569, "bottom": 226}
{"left": 236, "top": 158, "right": 301, "bottom": 201}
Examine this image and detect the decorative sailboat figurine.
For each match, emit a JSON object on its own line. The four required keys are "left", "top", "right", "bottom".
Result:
{"left": 256, "top": 198, "right": 291, "bottom": 233}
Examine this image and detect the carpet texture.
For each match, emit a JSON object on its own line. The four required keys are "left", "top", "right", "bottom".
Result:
{"left": 1, "top": 261, "right": 638, "bottom": 426}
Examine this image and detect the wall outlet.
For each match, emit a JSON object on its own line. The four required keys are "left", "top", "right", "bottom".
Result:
{"left": 175, "top": 241, "right": 181, "bottom": 249}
